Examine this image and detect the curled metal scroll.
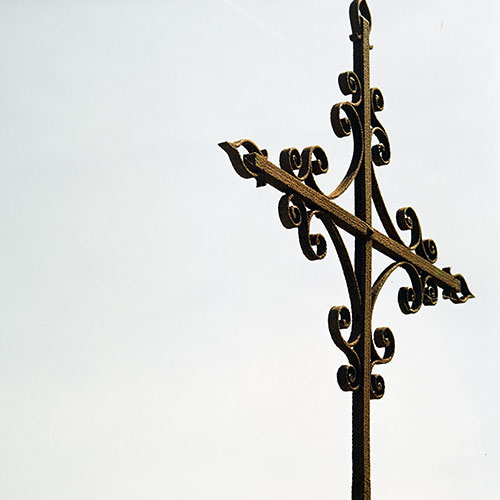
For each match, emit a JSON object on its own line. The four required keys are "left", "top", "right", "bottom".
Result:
{"left": 278, "top": 193, "right": 362, "bottom": 312}
{"left": 372, "top": 261, "right": 424, "bottom": 315}
{"left": 279, "top": 146, "right": 329, "bottom": 196}
{"left": 367, "top": 262, "right": 423, "bottom": 399}
{"left": 370, "top": 326, "right": 395, "bottom": 399}
{"left": 368, "top": 261, "right": 424, "bottom": 398}
{"left": 278, "top": 194, "right": 327, "bottom": 261}
{"left": 277, "top": 192, "right": 366, "bottom": 394}
{"left": 328, "top": 71, "right": 364, "bottom": 199}
{"left": 278, "top": 70, "right": 364, "bottom": 201}
{"left": 367, "top": 79, "right": 440, "bottom": 270}
{"left": 372, "top": 173, "right": 439, "bottom": 265}
{"left": 370, "top": 88, "right": 391, "bottom": 167}
{"left": 422, "top": 274, "right": 439, "bottom": 306}
{"left": 318, "top": 212, "right": 364, "bottom": 393}
{"left": 329, "top": 306, "right": 361, "bottom": 392}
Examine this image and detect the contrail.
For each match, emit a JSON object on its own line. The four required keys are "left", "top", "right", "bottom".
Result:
{"left": 220, "top": 0, "right": 335, "bottom": 73}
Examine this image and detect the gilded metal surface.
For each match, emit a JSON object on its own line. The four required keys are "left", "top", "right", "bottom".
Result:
{"left": 219, "top": 1, "right": 473, "bottom": 499}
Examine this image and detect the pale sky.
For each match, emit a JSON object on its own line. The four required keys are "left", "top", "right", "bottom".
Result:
{"left": 1, "top": 1, "right": 499, "bottom": 499}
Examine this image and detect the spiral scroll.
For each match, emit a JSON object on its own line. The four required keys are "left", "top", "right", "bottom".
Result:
{"left": 278, "top": 193, "right": 362, "bottom": 312}
{"left": 372, "top": 261, "right": 424, "bottom": 315}
{"left": 373, "top": 175, "right": 440, "bottom": 269}
{"left": 422, "top": 274, "right": 439, "bottom": 306}
{"left": 277, "top": 191, "right": 367, "bottom": 394}
{"left": 367, "top": 81, "right": 443, "bottom": 276}
{"left": 369, "top": 326, "right": 395, "bottom": 399}
{"left": 328, "top": 71, "right": 364, "bottom": 199}
{"left": 276, "top": 70, "right": 364, "bottom": 201}
{"left": 278, "top": 194, "right": 327, "bottom": 261}
{"left": 370, "top": 88, "right": 391, "bottom": 167}
{"left": 329, "top": 306, "right": 361, "bottom": 392}
{"left": 395, "top": 207, "right": 438, "bottom": 263}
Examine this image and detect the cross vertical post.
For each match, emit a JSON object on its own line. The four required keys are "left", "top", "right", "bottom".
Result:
{"left": 352, "top": 10, "right": 373, "bottom": 499}
{"left": 219, "top": 1, "right": 473, "bottom": 498}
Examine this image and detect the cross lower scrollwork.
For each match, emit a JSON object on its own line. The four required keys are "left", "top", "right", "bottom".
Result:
{"left": 218, "top": 1, "right": 473, "bottom": 499}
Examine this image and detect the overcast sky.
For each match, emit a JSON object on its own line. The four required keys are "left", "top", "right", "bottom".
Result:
{"left": 1, "top": 1, "right": 499, "bottom": 499}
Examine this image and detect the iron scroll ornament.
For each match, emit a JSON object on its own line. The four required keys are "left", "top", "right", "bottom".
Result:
{"left": 218, "top": 1, "right": 473, "bottom": 400}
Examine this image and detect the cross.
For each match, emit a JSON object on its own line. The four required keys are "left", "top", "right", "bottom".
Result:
{"left": 218, "top": 1, "right": 473, "bottom": 499}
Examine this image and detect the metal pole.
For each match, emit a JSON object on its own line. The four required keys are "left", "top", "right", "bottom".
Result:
{"left": 352, "top": 14, "right": 372, "bottom": 500}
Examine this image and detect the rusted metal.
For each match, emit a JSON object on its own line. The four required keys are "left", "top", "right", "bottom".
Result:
{"left": 219, "top": 1, "right": 473, "bottom": 499}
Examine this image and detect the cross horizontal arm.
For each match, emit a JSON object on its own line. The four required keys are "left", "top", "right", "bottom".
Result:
{"left": 240, "top": 150, "right": 464, "bottom": 294}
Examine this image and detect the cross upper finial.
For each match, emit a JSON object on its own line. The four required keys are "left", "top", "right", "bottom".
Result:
{"left": 350, "top": 0, "right": 372, "bottom": 40}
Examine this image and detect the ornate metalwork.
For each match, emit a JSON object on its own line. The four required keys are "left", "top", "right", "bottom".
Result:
{"left": 219, "top": 1, "right": 473, "bottom": 499}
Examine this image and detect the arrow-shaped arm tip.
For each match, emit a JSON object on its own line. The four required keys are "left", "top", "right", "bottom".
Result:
{"left": 218, "top": 139, "right": 268, "bottom": 184}
{"left": 442, "top": 267, "right": 474, "bottom": 304}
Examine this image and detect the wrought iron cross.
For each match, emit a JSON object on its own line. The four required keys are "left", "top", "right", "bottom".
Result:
{"left": 219, "top": 1, "right": 473, "bottom": 499}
